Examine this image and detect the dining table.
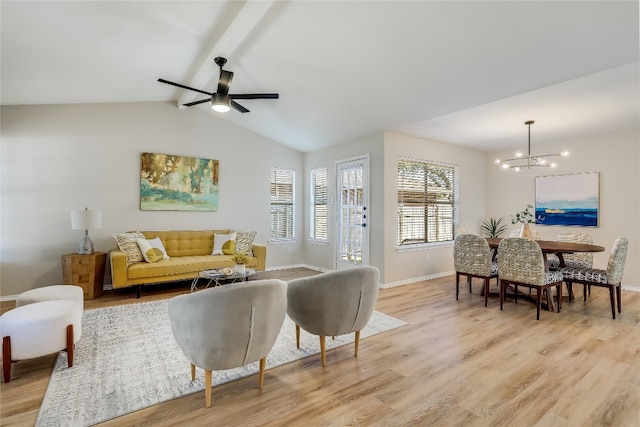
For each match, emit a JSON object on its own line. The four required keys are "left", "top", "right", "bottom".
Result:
{"left": 485, "top": 237, "right": 605, "bottom": 311}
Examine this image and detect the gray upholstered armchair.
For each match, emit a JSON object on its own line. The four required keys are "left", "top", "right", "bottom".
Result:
{"left": 286, "top": 266, "right": 380, "bottom": 367}
{"left": 168, "top": 279, "right": 287, "bottom": 408}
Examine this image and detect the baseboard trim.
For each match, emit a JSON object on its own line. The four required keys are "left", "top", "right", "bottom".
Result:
{"left": 380, "top": 271, "right": 456, "bottom": 289}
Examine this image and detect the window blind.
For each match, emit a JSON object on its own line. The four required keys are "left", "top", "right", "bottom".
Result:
{"left": 397, "top": 159, "right": 455, "bottom": 245}
{"left": 310, "top": 167, "right": 328, "bottom": 240}
{"left": 270, "top": 168, "right": 295, "bottom": 240}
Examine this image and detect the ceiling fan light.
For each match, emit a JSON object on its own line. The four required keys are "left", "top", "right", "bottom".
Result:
{"left": 212, "top": 93, "right": 230, "bottom": 113}
{"left": 561, "top": 150, "right": 570, "bottom": 157}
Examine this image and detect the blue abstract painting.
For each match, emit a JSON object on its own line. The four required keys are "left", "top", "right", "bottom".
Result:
{"left": 535, "top": 172, "right": 599, "bottom": 227}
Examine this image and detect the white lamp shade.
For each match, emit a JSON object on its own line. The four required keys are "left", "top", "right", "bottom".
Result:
{"left": 71, "top": 209, "right": 102, "bottom": 230}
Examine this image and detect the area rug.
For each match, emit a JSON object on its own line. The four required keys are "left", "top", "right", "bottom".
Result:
{"left": 36, "top": 299, "right": 407, "bottom": 426}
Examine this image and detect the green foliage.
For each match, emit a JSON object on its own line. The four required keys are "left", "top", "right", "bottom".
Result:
{"left": 479, "top": 217, "right": 508, "bottom": 238}
{"left": 511, "top": 204, "right": 536, "bottom": 224}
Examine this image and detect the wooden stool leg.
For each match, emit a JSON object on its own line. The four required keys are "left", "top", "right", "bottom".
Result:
{"left": 319, "top": 336, "right": 326, "bottom": 367}
{"left": 191, "top": 363, "right": 196, "bottom": 381}
{"left": 259, "top": 357, "right": 266, "bottom": 389}
{"left": 66, "top": 324, "right": 74, "bottom": 367}
{"left": 205, "top": 370, "right": 212, "bottom": 408}
{"left": 295, "top": 324, "right": 300, "bottom": 349}
{"left": 3, "top": 336, "right": 11, "bottom": 383}
{"left": 354, "top": 330, "right": 360, "bottom": 357}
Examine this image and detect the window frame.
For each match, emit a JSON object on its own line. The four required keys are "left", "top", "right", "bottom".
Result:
{"left": 397, "top": 157, "right": 457, "bottom": 249}
{"left": 269, "top": 167, "right": 296, "bottom": 243}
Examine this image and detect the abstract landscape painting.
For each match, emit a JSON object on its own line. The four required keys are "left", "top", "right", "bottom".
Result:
{"left": 140, "top": 152, "right": 219, "bottom": 211}
{"left": 535, "top": 172, "right": 599, "bottom": 227}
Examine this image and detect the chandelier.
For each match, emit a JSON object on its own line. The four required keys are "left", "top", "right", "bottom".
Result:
{"left": 495, "top": 120, "right": 569, "bottom": 171}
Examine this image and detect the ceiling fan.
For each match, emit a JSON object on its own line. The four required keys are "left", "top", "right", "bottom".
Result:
{"left": 158, "top": 57, "right": 279, "bottom": 113}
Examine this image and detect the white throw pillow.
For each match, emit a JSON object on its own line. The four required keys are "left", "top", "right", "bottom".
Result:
{"left": 136, "top": 237, "right": 170, "bottom": 263}
{"left": 212, "top": 232, "right": 236, "bottom": 255}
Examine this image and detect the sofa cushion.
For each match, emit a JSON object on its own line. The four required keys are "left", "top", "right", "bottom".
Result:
{"left": 212, "top": 232, "right": 236, "bottom": 255}
{"left": 137, "top": 237, "right": 170, "bottom": 263}
{"left": 141, "top": 230, "right": 229, "bottom": 257}
{"left": 113, "top": 232, "right": 145, "bottom": 265}
{"left": 127, "top": 255, "right": 258, "bottom": 280}
{"left": 234, "top": 230, "right": 257, "bottom": 256}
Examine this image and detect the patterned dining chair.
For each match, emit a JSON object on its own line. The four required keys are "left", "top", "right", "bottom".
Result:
{"left": 498, "top": 238, "right": 564, "bottom": 320}
{"left": 547, "top": 231, "right": 594, "bottom": 270}
{"left": 454, "top": 234, "right": 498, "bottom": 307}
{"left": 561, "top": 237, "right": 628, "bottom": 319}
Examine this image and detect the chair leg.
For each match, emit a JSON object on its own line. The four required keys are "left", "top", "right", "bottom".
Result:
{"left": 499, "top": 280, "right": 504, "bottom": 311}
{"left": 484, "top": 278, "right": 489, "bottom": 307}
{"left": 66, "top": 324, "right": 74, "bottom": 367}
{"left": 319, "top": 336, "right": 326, "bottom": 367}
{"left": 258, "top": 357, "right": 266, "bottom": 389}
{"left": 608, "top": 286, "right": 616, "bottom": 319}
{"left": 354, "top": 330, "right": 360, "bottom": 357}
{"left": 205, "top": 369, "right": 212, "bottom": 408}
{"left": 514, "top": 285, "right": 518, "bottom": 304}
{"left": 455, "top": 273, "right": 460, "bottom": 300}
{"left": 295, "top": 324, "right": 301, "bottom": 349}
{"left": 468, "top": 276, "right": 472, "bottom": 294}
{"left": 191, "top": 363, "right": 196, "bottom": 381}
{"left": 616, "top": 284, "right": 622, "bottom": 314}
{"left": 583, "top": 284, "right": 588, "bottom": 301}
{"left": 535, "top": 288, "right": 542, "bottom": 320}
{"left": 3, "top": 336, "right": 11, "bottom": 383}
{"left": 556, "top": 284, "right": 562, "bottom": 312}
{"left": 566, "top": 281, "right": 574, "bottom": 302}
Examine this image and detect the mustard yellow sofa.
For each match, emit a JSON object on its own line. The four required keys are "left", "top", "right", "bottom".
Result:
{"left": 110, "top": 230, "right": 266, "bottom": 297}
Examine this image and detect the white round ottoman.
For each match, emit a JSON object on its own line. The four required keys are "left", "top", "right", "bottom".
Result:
{"left": 17, "top": 284, "right": 84, "bottom": 309}
{"left": 1, "top": 300, "right": 81, "bottom": 383}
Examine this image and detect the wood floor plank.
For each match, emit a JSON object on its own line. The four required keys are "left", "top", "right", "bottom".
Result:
{"left": 1, "top": 274, "right": 639, "bottom": 426}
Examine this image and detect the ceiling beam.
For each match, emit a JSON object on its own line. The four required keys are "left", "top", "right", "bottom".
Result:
{"left": 177, "top": 0, "right": 276, "bottom": 109}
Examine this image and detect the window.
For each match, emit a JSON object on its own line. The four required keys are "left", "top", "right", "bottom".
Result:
{"left": 397, "top": 158, "right": 456, "bottom": 246}
{"left": 309, "top": 167, "right": 328, "bottom": 241}
{"left": 270, "top": 168, "right": 295, "bottom": 241}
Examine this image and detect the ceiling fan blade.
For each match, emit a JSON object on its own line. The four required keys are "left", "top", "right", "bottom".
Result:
{"left": 217, "top": 70, "right": 234, "bottom": 95}
{"left": 231, "top": 100, "right": 249, "bottom": 113}
{"left": 229, "top": 93, "right": 279, "bottom": 100}
{"left": 182, "top": 98, "right": 211, "bottom": 107}
{"left": 158, "top": 79, "right": 212, "bottom": 96}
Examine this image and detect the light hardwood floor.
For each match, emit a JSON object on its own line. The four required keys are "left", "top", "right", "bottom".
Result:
{"left": 1, "top": 277, "right": 639, "bottom": 426}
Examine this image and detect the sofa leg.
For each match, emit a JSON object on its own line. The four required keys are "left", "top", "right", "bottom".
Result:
{"left": 136, "top": 285, "right": 142, "bottom": 299}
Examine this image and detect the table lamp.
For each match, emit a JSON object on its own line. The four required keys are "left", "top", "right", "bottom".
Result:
{"left": 71, "top": 207, "right": 102, "bottom": 255}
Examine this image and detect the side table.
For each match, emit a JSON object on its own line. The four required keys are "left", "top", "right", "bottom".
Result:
{"left": 62, "top": 252, "right": 107, "bottom": 299}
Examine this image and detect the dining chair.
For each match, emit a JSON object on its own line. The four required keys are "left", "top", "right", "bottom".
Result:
{"left": 547, "top": 231, "right": 594, "bottom": 270}
{"left": 454, "top": 234, "right": 498, "bottom": 307}
{"left": 561, "top": 237, "right": 628, "bottom": 319}
{"left": 498, "top": 237, "right": 564, "bottom": 320}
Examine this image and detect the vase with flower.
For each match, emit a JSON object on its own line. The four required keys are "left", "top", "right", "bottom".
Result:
{"left": 511, "top": 204, "right": 538, "bottom": 239}
{"left": 231, "top": 252, "right": 248, "bottom": 274}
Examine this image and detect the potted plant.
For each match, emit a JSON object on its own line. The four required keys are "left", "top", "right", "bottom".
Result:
{"left": 479, "top": 217, "right": 508, "bottom": 238}
{"left": 231, "top": 252, "right": 248, "bottom": 274}
{"left": 511, "top": 204, "right": 537, "bottom": 238}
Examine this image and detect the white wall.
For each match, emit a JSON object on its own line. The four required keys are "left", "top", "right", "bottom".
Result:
{"left": 302, "top": 132, "right": 385, "bottom": 274}
{"left": 0, "top": 102, "right": 303, "bottom": 296}
{"left": 486, "top": 128, "right": 639, "bottom": 289}
{"left": 382, "top": 131, "right": 486, "bottom": 284}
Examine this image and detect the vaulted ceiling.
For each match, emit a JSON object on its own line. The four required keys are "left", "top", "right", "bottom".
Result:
{"left": 1, "top": 1, "right": 638, "bottom": 152}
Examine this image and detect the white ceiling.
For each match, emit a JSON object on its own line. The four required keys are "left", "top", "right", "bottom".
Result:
{"left": 2, "top": 1, "right": 638, "bottom": 153}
